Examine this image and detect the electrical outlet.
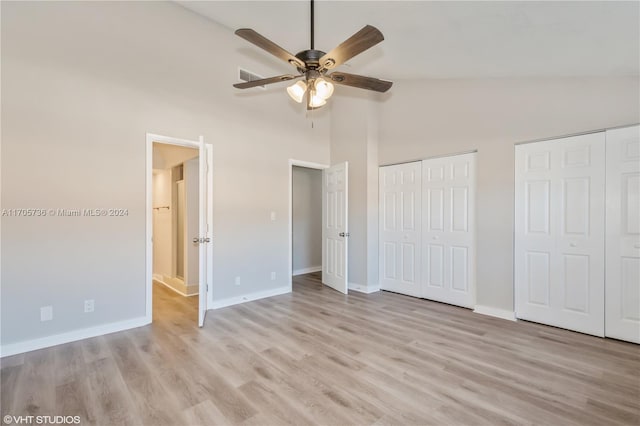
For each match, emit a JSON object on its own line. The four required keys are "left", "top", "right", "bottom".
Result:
{"left": 41, "top": 306, "right": 53, "bottom": 322}
{"left": 270, "top": 211, "right": 276, "bottom": 221}
{"left": 84, "top": 299, "right": 95, "bottom": 313}
{"left": 271, "top": 272, "right": 276, "bottom": 281}
{"left": 235, "top": 276, "right": 241, "bottom": 286}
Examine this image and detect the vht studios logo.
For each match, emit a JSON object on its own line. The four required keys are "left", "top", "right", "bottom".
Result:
{"left": 3, "top": 415, "right": 80, "bottom": 425}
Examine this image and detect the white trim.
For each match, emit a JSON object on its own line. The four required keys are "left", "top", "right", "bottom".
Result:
{"left": 153, "top": 277, "right": 198, "bottom": 297}
{"left": 473, "top": 305, "right": 517, "bottom": 322}
{"left": 292, "top": 266, "right": 322, "bottom": 276}
{"left": 288, "top": 159, "right": 329, "bottom": 292}
{"left": 349, "top": 282, "right": 381, "bottom": 294}
{"left": 146, "top": 133, "right": 208, "bottom": 325}
{"left": 380, "top": 150, "right": 478, "bottom": 167}
{"left": 513, "top": 123, "right": 639, "bottom": 146}
{"left": 210, "top": 286, "right": 290, "bottom": 310}
{"left": 0, "top": 317, "right": 149, "bottom": 358}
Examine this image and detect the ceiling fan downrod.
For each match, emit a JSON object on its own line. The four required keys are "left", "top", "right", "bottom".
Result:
{"left": 310, "top": 0, "right": 314, "bottom": 50}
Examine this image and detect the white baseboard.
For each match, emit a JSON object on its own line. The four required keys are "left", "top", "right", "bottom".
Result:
{"left": 349, "top": 282, "right": 381, "bottom": 294}
{"left": 211, "top": 286, "right": 291, "bottom": 310}
{"left": 0, "top": 316, "right": 149, "bottom": 358}
{"left": 185, "top": 284, "right": 199, "bottom": 296}
{"left": 473, "top": 305, "right": 517, "bottom": 322}
{"left": 292, "top": 266, "right": 322, "bottom": 276}
{"left": 153, "top": 277, "right": 198, "bottom": 297}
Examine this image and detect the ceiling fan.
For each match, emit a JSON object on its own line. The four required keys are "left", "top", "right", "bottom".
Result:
{"left": 233, "top": 0, "right": 392, "bottom": 109}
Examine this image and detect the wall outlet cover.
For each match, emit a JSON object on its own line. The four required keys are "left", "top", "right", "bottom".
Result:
{"left": 41, "top": 306, "right": 53, "bottom": 322}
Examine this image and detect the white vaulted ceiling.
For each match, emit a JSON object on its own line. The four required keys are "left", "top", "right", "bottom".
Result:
{"left": 177, "top": 1, "right": 639, "bottom": 80}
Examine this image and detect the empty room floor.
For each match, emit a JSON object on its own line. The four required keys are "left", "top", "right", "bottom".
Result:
{"left": 2, "top": 273, "right": 639, "bottom": 425}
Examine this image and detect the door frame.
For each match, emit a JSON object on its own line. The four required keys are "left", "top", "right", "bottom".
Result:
{"left": 288, "top": 159, "right": 329, "bottom": 291}
{"left": 145, "top": 133, "right": 212, "bottom": 324}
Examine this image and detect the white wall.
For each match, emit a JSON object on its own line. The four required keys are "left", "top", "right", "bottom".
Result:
{"left": 292, "top": 167, "right": 322, "bottom": 273}
{"left": 377, "top": 77, "right": 640, "bottom": 312}
{"left": 330, "top": 91, "right": 381, "bottom": 292}
{"left": 1, "top": 1, "right": 330, "bottom": 348}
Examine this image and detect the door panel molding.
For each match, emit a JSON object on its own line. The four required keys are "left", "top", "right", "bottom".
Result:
{"left": 379, "top": 161, "right": 422, "bottom": 297}
{"left": 605, "top": 125, "right": 640, "bottom": 343}
{"left": 322, "top": 162, "right": 349, "bottom": 294}
{"left": 515, "top": 132, "right": 605, "bottom": 337}
{"left": 378, "top": 153, "right": 476, "bottom": 308}
{"left": 421, "top": 153, "right": 476, "bottom": 308}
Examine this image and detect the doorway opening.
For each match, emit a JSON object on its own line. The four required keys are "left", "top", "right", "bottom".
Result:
{"left": 292, "top": 165, "right": 323, "bottom": 280}
{"left": 288, "top": 160, "right": 327, "bottom": 291}
{"left": 146, "top": 133, "right": 212, "bottom": 327}
{"left": 152, "top": 144, "right": 199, "bottom": 322}
{"left": 288, "top": 160, "right": 349, "bottom": 295}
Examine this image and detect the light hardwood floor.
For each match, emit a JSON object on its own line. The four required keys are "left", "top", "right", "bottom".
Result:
{"left": 2, "top": 272, "right": 639, "bottom": 425}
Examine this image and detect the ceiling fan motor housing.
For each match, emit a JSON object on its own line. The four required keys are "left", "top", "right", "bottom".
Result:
{"left": 294, "top": 49, "right": 327, "bottom": 72}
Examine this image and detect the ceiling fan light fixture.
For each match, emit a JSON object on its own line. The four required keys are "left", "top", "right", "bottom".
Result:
{"left": 287, "top": 81, "right": 307, "bottom": 103}
{"left": 308, "top": 90, "right": 327, "bottom": 108}
{"left": 314, "top": 78, "right": 334, "bottom": 100}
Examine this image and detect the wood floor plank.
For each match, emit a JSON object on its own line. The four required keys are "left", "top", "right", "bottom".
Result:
{"left": 82, "top": 357, "right": 140, "bottom": 425}
{"left": 1, "top": 274, "right": 638, "bottom": 425}
{"left": 10, "top": 349, "right": 56, "bottom": 417}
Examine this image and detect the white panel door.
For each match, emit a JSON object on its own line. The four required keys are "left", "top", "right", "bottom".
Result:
{"left": 379, "top": 161, "right": 422, "bottom": 297}
{"left": 515, "top": 133, "right": 605, "bottom": 337}
{"left": 322, "top": 162, "right": 348, "bottom": 294}
{"left": 198, "top": 140, "right": 213, "bottom": 327}
{"left": 606, "top": 125, "right": 640, "bottom": 343}
{"left": 422, "top": 153, "right": 476, "bottom": 308}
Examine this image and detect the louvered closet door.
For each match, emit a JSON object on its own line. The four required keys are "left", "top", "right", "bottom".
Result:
{"left": 605, "top": 125, "right": 640, "bottom": 343}
{"left": 515, "top": 133, "right": 605, "bottom": 337}
{"left": 421, "top": 153, "right": 476, "bottom": 308}
{"left": 379, "top": 162, "right": 422, "bottom": 297}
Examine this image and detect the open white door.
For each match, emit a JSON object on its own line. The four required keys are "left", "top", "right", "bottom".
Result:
{"left": 322, "top": 162, "right": 348, "bottom": 294}
{"left": 197, "top": 138, "right": 212, "bottom": 327}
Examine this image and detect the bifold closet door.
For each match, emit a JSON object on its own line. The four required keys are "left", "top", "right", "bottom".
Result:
{"left": 379, "top": 162, "right": 422, "bottom": 297}
{"left": 515, "top": 133, "right": 605, "bottom": 337}
{"left": 605, "top": 125, "right": 640, "bottom": 343}
{"left": 421, "top": 153, "right": 476, "bottom": 308}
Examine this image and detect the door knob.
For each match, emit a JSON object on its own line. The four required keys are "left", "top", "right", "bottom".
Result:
{"left": 193, "top": 237, "right": 211, "bottom": 244}
{"left": 339, "top": 232, "right": 350, "bottom": 237}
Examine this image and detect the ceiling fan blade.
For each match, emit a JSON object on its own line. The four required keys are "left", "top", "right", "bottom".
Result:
{"left": 233, "top": 74, "right": 301, "bottom": 89}
{"left": 318, "top": 25, "right": 384, "bottom": 72}
{"left": 328, "top": 72, "right": 393, "bottom": 93}
{"left": 235, "top": 29, "right": 306, "bottom": 70}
